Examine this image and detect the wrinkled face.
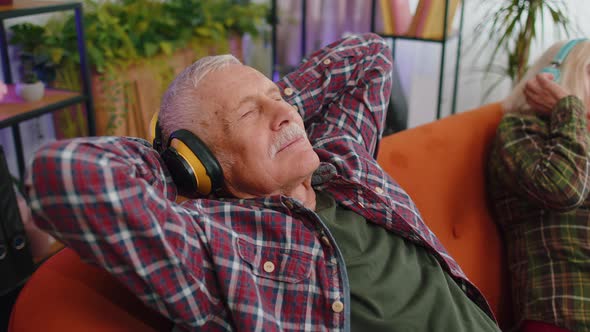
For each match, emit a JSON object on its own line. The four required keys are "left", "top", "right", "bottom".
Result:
{"left": 194, "top": 64, "right": 320, "bottom": 198}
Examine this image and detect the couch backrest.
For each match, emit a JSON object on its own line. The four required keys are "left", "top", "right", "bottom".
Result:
{"left": 376, "top": 103, "right": 510, "bottom": 327}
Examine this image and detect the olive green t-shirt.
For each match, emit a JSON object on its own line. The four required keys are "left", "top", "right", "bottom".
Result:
{"left": 315, "top": 190, "right": 499, "bottom": 332}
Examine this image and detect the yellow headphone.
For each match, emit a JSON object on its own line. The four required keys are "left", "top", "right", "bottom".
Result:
{"left": 148, "top": 112, "right": 223, "bottom": 198}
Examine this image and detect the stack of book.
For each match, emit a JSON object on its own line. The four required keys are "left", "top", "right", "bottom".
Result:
{"left": 379, "top": 0, "right": 461, "bottom": 40}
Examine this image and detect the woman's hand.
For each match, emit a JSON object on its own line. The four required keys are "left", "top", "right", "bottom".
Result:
{"left": 524, "top": 73, "right": 570, "bottom": 115}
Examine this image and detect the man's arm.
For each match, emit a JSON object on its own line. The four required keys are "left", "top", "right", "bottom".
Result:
{"left": 495, "top": 96, "right": 590, "bottom": 211}
{"left": 277, "top": 33, "right": 393, "bottom": 157}
{"left": 26, "top": 137, "right": 225, "bottom": 329}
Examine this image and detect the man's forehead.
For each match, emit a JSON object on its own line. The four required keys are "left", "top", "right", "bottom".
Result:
{"left": 198, "top": 65, "right": 277, "bottom": 113}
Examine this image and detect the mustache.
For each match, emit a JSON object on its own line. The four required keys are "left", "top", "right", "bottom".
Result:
{"left": 269, "top": 124, "right": 307, "bottom": 158}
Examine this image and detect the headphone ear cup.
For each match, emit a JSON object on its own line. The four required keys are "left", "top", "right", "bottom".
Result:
{"left": 540, "top": 66, "right": 561, "bottom": 83}
{"left": 161, "top": 148, "right": 200, "bottom": 197}
{"left": 164, "top": 130, "right": 223, "bottom": 198}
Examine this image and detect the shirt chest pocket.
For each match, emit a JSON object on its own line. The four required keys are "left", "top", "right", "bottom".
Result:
{"left": 237, "top": 238, "right": 313, "bottom": 283}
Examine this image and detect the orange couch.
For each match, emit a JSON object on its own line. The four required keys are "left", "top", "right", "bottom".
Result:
{"left": 9, "top": 102, "right": 510, "bottom": 331}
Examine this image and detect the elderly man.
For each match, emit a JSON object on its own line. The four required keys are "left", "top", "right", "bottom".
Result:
{"left": 27, "top": 34, "right": 499, "bottom": 331}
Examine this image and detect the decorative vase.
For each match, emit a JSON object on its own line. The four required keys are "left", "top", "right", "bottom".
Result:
{"left": 15, "top": 81, "right": 45, "bottom": 102}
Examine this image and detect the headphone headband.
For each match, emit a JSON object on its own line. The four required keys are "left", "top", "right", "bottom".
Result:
{"left": 550, "top": 38, "right": 588, "bottom": 67}
{"left": 540, "top": 38, "right": 588, "bottom": 83}
{"left": 149, "top": 111, "right": 163, "bottom": 152}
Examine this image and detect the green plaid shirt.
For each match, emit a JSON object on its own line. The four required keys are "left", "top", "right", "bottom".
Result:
{"left": 487, "top": 96, "right": 590, "bottom": 331}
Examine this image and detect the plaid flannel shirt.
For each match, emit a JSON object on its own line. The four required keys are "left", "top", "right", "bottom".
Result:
{"left": 487, "top": 96, "right": 590, "bottom": 331}
{"left": 28, "top": 33, "right": 493, "bottom": 331}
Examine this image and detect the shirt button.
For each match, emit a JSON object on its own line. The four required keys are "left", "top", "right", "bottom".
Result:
{"left": 285, "top": 200, "right": 294, "bottom": 209}
{"left": 320, "top": 235, "right": 332, "bottom": 248}
{"left": 263, "top": 261, "right": 275, "bottom": 273}
{"left": 375, "top": 186, "right": 384, "bottom": 194}
{"left": 323, "top": 59, "right": 331, "bottom": 65}
{"left": 284, "top": 87, "right": 294, "bottom": 96}
{"left": 331, "top": 300, "right": 344, "bottom": 313}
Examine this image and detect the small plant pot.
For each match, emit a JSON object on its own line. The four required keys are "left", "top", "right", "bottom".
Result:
{"left": 16, "top": 81, "right": 45, "bottom": 102}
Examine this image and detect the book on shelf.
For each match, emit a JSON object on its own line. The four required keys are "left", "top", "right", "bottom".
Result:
{"left": 406, "top": 0, "right": 461, "bottom": 40}
{"left": 389, "top": 0, "right": 412, "bottom": 35}
{"left": 379, "top": 0, "right": 394, "bottom": 34}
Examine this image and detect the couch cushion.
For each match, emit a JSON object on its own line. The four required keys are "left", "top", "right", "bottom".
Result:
{"left": 376, "top": 103, "right": 511, "bottom": 327}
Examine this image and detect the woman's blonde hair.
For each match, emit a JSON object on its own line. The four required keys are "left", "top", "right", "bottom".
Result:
{"left": 503, "top": 40, "right": 590, "bottom": 113}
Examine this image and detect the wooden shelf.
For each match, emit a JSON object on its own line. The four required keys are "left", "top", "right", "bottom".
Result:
{"left": 0, "top": 84, "right": 84, "bottom": 129}
{"left": 0, "top": 1, "right": 78, "bottom": 18}
{"left": 377, "top": 30, "right": 460, "bottom": 43}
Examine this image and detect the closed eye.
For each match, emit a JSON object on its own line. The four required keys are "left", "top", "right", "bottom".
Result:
{"left": 240, "top": 108, "right": 258, "bottom": 119}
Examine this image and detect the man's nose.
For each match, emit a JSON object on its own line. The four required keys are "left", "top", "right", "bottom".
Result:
{"left": 267, "top": 100, "right": 296, "bottom": 131}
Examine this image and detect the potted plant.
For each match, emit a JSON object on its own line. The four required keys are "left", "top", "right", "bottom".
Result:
{"left": 14, "top": 53, "right": 45, "bottom": 102}
{"left": 9, "top": 23, "right": 55, "bottom": 102}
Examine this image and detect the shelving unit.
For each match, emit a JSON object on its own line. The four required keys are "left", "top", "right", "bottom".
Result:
{"left": 370, "top": 0, "right": 465, "bottom": 123}
{"left": 0, "top": 0, "right": 95, "bottom": 179}
{"left": 269, "top": 0, "right": 464, "bottom": 131}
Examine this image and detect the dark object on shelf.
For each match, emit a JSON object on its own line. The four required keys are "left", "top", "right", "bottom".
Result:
{"left": 384, "top": 63, "right": 408, "bottom": 136}
{"left": 0, "top": 145, "right": 34, "bottom": 297}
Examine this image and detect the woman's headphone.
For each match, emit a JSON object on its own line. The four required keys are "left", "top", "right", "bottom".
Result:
{"left": 540, "top": 38, "right": 588, "bottom": 83}
{"left": 148, "top": 112, "right": 224, "bottom": 198}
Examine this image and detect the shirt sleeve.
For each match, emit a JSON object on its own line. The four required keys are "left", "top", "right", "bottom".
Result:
{"left": 277, "top": 33, "right": 393, "bottom": 157}
{"left": 25, "top": 136, "right": 221, "bottom": 329}
{"left": 494, "top": 96, "right": 590, "bottom": 211}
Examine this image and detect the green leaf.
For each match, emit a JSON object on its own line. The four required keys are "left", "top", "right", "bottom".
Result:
{"left": 143, "top": 42, "right": 158, "bottom": 57}
{"left": 159, "top": 41, "right": 173, "bottom": 55}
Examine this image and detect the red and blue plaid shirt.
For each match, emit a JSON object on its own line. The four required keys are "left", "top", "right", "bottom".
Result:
{"left": 28, "top": 33, "right": 493, "bottom": 331}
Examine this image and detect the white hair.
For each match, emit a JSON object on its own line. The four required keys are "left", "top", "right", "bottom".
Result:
{"left": 159, "top": 54, "right": 242, "bottom": 144}
{"left": 503, "top": 40, "right": 590, "bottom": 113}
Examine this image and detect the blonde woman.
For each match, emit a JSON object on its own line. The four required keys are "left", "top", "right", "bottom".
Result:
{"left": 487, "top": 39, "right": 590, "bottom": 332}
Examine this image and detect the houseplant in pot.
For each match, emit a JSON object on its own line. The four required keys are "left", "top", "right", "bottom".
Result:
{"left": 9, "top": 23, "right": 55, "bottom": 102}
{"left": 15, "top": 53, "right": 45, "bottom": 102}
